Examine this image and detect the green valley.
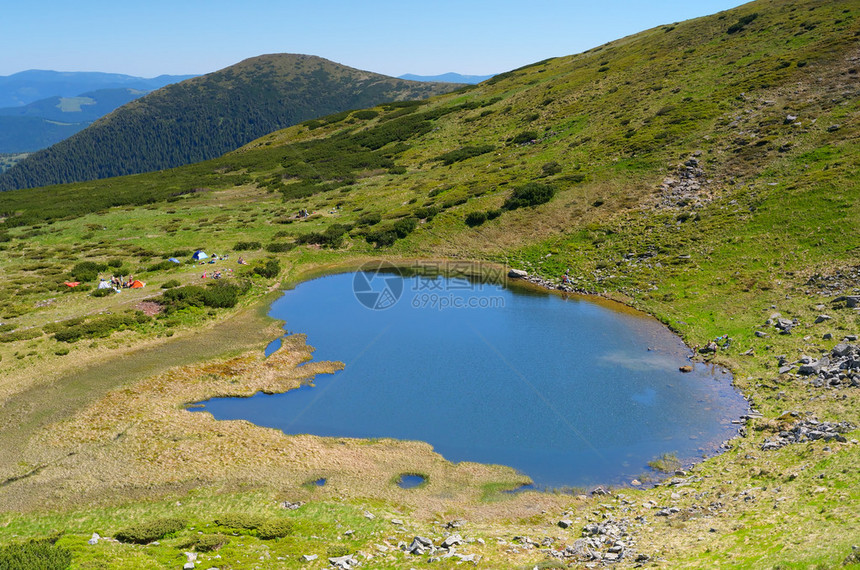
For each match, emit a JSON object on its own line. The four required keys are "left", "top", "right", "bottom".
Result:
{"left": 0, "top": 0, "right": 857, "bottom": 568}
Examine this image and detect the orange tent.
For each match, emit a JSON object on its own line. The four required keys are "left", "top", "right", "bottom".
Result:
{"left": 129, "top": 280, "right": 145, "bottom": 288}
{"left": 63, "top": 281, "right": 80, "bottom": 287}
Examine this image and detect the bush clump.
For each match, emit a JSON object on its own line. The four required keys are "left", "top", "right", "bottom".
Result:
{"left": 508, "top": 131, "right": 538, "bottom": 145}
{"left": 251, "top": 259, "right": 281, "bottom": 279}
{"left": 214, "top": 514, "right": 266, "bottom": 530}
{"left": 264, "top": 241, "right": 296, "bottom": 253}
{"left": 502, "top": 182, "right": 556, "bottom": 210}
{"left": 114, "top": 517, "right": 186, "bottom": 544}
{"left": 257, "top": 519, "right": 295, "bottom": 540}
{"left": 295, "top": 224, "right": 349, "bottom": 248}
{"left": 0, "top": 540, "right": 72, "bottom": 570}
{"left": 234, "top": 241, "right": 262, "bottom": 251}
{"left": 69, "top": 261, "right": 107, "bottom": 282}
{"left": 0, "top": 328, "right": 43, "bottom": 343}
{"left": 178, "top": 534, "right": 230, "bottom": 552}
{"left": 326, "top": 544, "right": 352, "bottom": 558}
{"left": 464, "top": 211, "right": 488, "bottom": 227}
{"left": 160, "top": 281, "right": 251, "bottom": 312}
{"left": 160, "top": 279, "right": 181, "bottom": 289}
{"left": 434, "top": 144, "right": 495, "bottom": 165}
{"left": 727, "top": 12, "right": 758, "bottom": 34}
{"left": 91, "top": 287, "right": 116, "bottom": 298}
{"left": 48, "top": 313, "right": 150, "bottom": 343}
{"left": 356, "top": 212, "right": 382, "bottom": 226}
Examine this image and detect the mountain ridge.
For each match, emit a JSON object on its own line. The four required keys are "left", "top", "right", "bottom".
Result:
{"left": 0, "top": 54, "right": 462, "bottom": 191}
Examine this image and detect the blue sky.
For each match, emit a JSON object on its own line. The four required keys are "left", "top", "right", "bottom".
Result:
{"left": 2, "top": 0, "right": 749, "bottom": 78}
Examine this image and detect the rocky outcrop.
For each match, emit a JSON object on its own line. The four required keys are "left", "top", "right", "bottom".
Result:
{"left": 778, "top": 343, "right": 860, "bottom": 388}
{"left": 761, "top": 417, "right": 855, "bottom": 451}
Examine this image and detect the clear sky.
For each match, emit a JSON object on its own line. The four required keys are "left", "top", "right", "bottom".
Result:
{"left": 2, "top": 0, "right": 749, "bottom": 78}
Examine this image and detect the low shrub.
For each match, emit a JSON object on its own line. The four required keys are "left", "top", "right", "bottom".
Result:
{"left": 0, "top": 328, "right": 43, "bottom": 343}
{"left": 413, "top": 206, "right": 438, "bottom": 220}
{"left": 464, "top": 211, "right": 487, "bottom": 227}
{"left": 0, "top": 540, "right": 72, "bottom": 570}
{"left": 486, "top": 208, "right": 502, "bottom": 220}
{"left": 295, "top": 224, "right": 349, "bottom": 248}
{"left": 265, "top": 242, "right": 296, "bottom": 253}
{"left": 326, "top": 544, "right": 352, "bottom": 558}
{"left": 508, "top": 130, "right": 538, "bottom": 145}
{"left": 178, "top": 534, "right": 230, "bottom": 552}
{"left": 214, "top": 513, "right": 266, "bottom": 530}
{"left": 356, "top": 212, "right": 382, "bottom": 226}
{"left": 434, "top": 144, "right": 495, "bottom": 165}
{"left": 91, "top": 287, "right": 116, "bottom": 298}
{"left": 502, "top": 183, "right": 556, "bottom": 210}
{"left": 252, "top": 259, "right": 280, "bottom": 279}
{"left": 393, "top": 217, "right": 417, "bottom": 238}
{"left": 146, "top": 260, "right": 176, "bottom": 272}
{"left": 69, "top": 261, "right": 107, "bottom": 282}
{"left": 114, "top": 517, "right": 186, "bottom": 544}
{"left": 50, "top": 313, "right": 149, "bottom": 343}
{"left": 257, "top": 519, "right": 295, "bottom": 540}
{"left": 234, "top": 241, "right": 262, "bottom": 251}
{"left": 161, "top": 279, "right": 180, "bottom": 289}
{"left": 353, "top": 109, "right": 379, "bottom": 120}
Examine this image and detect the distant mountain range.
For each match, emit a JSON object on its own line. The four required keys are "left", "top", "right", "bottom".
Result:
{"left": 0, "top": 55, "right": 462, "bottom": 191}
{"left": 399, "top": 72, "right": 494, "bottom": 84}
{"left": 0, "top": 70, "right": 196, "bottom": 108}
{"left": 0, "top": 88, "right": 156, "bottom": 153}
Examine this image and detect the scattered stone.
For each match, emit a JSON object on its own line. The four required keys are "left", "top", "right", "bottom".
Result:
{"left": 183, "top": 563, "right": 195, "bottom": 570}
{"left": 363, "top": 511, "right": 375, "bottom": 520}
{"left": 762, "top": 417, "right": 855, "bottom": 450}
{"left": 391, "top": 519, "right": 404, "bottom": 525}
{"left": 301, "top": 554, "right": 318, "bottom": 562}
{"left": 814, "top": 314, "right": 831, "bottom": 324}
{"left": 88, "top": 533, "right": 100, "bottom": 545}
{"left": 755, "top": 331, "right": 768, "bottom": 338}
{"left": 558, "top": 519, "right": 573, "bottom": 529}
{"left": 823, "top": 333, "right": 833, "bottom": 340}
{"left": 508, "top": 269, "right": 528, "bottom": 279}
{"left": 679, "top": 365, "right": 693, "bottom": 373}
{"left": 280, "top": 500, "right": 303, "bottom": 510}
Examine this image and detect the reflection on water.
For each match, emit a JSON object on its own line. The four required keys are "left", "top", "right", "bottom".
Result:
{"left": 194, "top": 272, "right": 749, "bottom": 488}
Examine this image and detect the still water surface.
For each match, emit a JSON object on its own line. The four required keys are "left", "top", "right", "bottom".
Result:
{"left": 195, "top": 271, "right": 748, "bottom": 488}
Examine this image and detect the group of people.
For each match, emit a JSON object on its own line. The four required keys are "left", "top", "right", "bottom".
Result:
{"left": 109, "top": 275, "right": 136, "bottom": 288}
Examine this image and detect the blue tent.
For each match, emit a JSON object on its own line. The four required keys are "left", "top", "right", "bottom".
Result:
{"left": 192, "top": 250, "right": 208, "bottom": 260}
{"left": 168, "top": 257, "right": 181, "bottom": 264}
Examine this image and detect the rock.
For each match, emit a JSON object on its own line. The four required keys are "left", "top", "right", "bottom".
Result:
{"left": 301, "top": 554, "right": 318, "bottom": 562}
{"left": 679, "top": 365, "right": 693, "bottom": 373}
{"left": 508, "top": 269, "right": 528, "bottom": 279}
{"left": 185, "top": 552, "right": 197, "bottom": 562}
{"left": 824, "top": 333, "right": 833, "bottom": 340}
{"left": 391, "top": 518, "right": 404, "bottom": 525}
{"left": 328, "top": 554, "right": 358, "bottom": 569}
{"left": 558, "top": 519, "right": 573, "bottom": 529}
{"left": 363, "top": 511, "right": 375, "bottom": 519}
{"left": 755, "top": 331, "right": 768, "bottom": 337}
{"left": 440, "top": 533, "right": 463, "bottom": 548}
{"left": 636, "top": 553, "right": 651, "bottom": 562}
{"left": 814, "top": 315, "right": 831, "bottom": 324}
{"left": 183, "top": 564, "right": 195, "bottom": 570}
{"left": 827, "top": 124, "right": 840, "bottom": 132}
{"left": 409, "top": 536, "right": 433, "bottom": 555}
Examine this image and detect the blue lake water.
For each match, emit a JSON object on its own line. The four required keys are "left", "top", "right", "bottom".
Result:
{"left": 194, "top": 269, "right": 749, "bottom": 489}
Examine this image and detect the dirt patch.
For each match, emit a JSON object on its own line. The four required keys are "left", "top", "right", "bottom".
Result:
{"left": 135, "top": 300, "right": 163, "bottom": 316}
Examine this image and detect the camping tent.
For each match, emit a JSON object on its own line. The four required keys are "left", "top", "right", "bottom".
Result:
{"left": 192, "top": 250, "right": 208, "bottom": 260}
{"left": 129, "top": 280, "right": 145, "bottom": 289}
{"left": 97, "top": 280, "right": 112, "bottom": 289}
{"left": 168, "top": 257, "right": 181, "bottom": 264}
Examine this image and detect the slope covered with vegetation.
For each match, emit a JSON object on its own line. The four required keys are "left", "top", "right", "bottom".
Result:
{"left": 0, "top": 54, "right": 460, "bottom": 190}
{"left": 0, "top": 0, "right": 857, "bottom": 567}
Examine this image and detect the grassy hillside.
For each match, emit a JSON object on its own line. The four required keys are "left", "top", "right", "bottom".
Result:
{"left": 0, "top": 55, "right": 461, "bottom": 191}
{"left": 0, "top": 0, "right": 858, "bottom": 568}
